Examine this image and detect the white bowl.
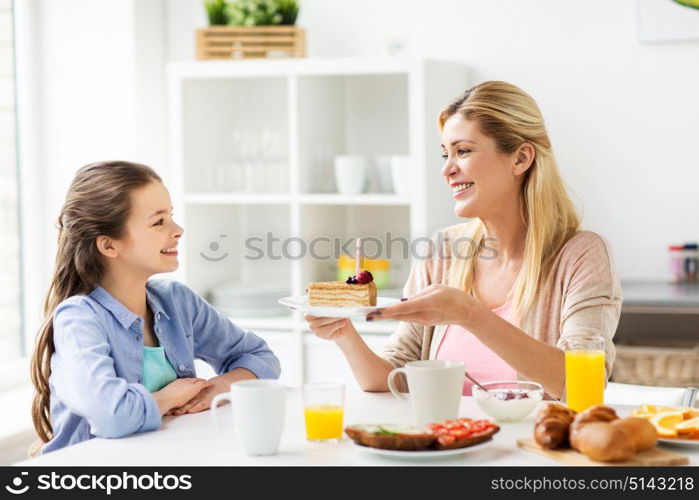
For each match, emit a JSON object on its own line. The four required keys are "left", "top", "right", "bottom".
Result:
{"left": 472, "top": 381, "right": 544, "bottom": 422}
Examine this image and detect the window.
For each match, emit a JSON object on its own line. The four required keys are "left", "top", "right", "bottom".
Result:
{"left": 0, "top": 0, "right": 22, "bottom": 363}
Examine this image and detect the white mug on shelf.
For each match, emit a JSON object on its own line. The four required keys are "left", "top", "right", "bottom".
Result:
{"left": 334, "top": 155, "right": 368, "bottom": 195}
{"left": 372, "top": 155, "right": 395, "bottom": 193}
{"left": 389, "top": 155, "right": 411, "bottom": 197}
{"left": 387, "top": 360, "right": 465, "bottom": 426}
{"left": 211, "top": 379, "right": 286, "bottom": 456}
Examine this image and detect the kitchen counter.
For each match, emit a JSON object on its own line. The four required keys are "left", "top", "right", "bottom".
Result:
{"left": 622, "top": 281, "right": 699, "bottom": 313}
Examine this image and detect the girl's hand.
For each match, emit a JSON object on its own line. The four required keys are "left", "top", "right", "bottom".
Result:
{"left": 153, "top": 378, "right": 213, "bottom": 415}
{"left": 170, "top": 375, "right": 231, "bottom": 415}
{"left": 365, "top": 284, "right": 484, "bottom": 327}
{"left": 304, "top": 314, "right": 357, "bottom": 341}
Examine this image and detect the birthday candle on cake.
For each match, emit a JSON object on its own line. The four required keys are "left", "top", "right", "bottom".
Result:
{"left": 355, "top": 238, "right": 362, "bottom": 276}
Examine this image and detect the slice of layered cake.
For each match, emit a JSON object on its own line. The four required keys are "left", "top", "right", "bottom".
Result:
{"left": 307, "top": 270, "right": 377, "bottom": 307}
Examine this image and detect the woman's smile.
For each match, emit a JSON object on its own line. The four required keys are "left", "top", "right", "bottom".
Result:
{"left": 451, "top": 181, "right": 475, "bottom": 198}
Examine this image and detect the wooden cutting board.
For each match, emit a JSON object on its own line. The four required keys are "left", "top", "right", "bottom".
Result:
{"left": 516, "top": 438, "right": 689, "bottom": 466}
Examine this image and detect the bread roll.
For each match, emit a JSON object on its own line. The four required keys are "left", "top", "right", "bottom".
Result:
{"left": 572, "top": 405, "right": 619, "bottom": 427}
{"left": 573, "top": 422, "right": 636, "bottom": 462}
{"left": 611, "top": 417, "right": 658, "bottom": 452}
{"left": 570, "top": 405, "right": 619, "bottom": 451}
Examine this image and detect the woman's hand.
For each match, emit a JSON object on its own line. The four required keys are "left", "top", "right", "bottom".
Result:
{"left": 304, "top": 314, "right": 358, "bottom": 342}
{"left": 365, "top": 284, "right": 485, "bottom": 327}
{"left": 153, "top": 378, "right": 213, "bottom": 416}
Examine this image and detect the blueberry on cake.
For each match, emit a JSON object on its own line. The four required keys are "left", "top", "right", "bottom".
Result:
{"left": 307, "top": 271, "right": 377, "bottom": 307}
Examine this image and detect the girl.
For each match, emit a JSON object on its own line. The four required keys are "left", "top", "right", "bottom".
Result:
{"left": 31, "top": 161, "right": 281, "bottom": 454}
{"left": 305, "top": 81, "right": 622, "bottom": 399}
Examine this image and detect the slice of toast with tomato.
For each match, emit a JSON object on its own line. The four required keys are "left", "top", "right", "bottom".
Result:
{"left": 345, "top": 418, "right": 499, "bottom": 451}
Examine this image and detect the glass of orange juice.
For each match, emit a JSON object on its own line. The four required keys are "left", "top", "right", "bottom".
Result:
{"left": 561, "top": 335, "right": 606, "bottom": 413}
{"left": 303, "top": 382, "right": 345, "bottom": 442}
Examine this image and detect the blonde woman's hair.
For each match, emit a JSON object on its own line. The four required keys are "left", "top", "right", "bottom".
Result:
{"left": 440, "top": 81, "right": 580, "bottom": 317}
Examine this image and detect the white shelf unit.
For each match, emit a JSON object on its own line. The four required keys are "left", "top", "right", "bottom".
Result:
{"left": 167, "top": 58, "right": 469, "bottom": 388}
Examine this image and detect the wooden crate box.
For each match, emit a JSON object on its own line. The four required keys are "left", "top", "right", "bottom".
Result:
{"left": 196, "top": 26, "right": 306, "bottom": 60}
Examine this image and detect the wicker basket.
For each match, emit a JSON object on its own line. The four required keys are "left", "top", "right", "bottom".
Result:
{"left": 611, "top": 344, "right": 699, "bottom": 387}
{"left": 196, "top": 26, "right": 306, "bottom": 60}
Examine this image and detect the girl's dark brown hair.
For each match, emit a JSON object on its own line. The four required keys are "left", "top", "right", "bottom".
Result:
{"left": 30, "top": 161, "right": 161, "bottom": 454}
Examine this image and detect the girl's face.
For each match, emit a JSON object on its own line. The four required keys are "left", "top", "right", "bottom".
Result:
{"left": 115, "top": 181, "right": 183, "bottom": 278}
{"left": 440, "top": 114, "right": 524, "bottom": 219}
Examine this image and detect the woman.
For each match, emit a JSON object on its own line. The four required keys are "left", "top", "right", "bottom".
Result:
{"left": 305, "top": 81, "right": 621, "bottom": 399}
{"left": 31, "top": 161, "right": 280, "bottom": 454}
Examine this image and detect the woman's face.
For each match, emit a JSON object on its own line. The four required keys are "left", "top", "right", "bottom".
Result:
{"left": 440, "top": 114, "right": 524, "bottom": 219}
{"left": 116, "top": 181, "right": 183, "bottom": 278}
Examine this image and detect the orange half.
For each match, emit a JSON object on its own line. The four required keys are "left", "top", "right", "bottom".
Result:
{"left": 675, "top": 417, "right": 699, "bottom": 435}
{"left": 649, "top": 411, "right": 685, "bottom": 438}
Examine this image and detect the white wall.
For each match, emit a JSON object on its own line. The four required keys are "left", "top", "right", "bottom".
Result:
{"left": 16, "top": 0, "right": 167, "bottom": 342}
{"left": 18, "top": 0, "right": 699, "bottom": 326}
{"left": 167, "top": 0, "right": 699, "bottom": 281}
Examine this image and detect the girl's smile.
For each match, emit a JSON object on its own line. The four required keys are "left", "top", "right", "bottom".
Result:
{"left": 160, "top": 246, "right": 179, "bottom": 257}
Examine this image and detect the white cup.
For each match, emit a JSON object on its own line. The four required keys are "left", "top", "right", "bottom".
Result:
{"left": 334, "top": 155, "right": 368, "bottom": 194}
{"left": 387, "top": 360, "right": 465, "bottom": 426}
{"left": 372, "top": 156, "right": 395, "bottom": 193}
{"left": 388, "top": 155, "right": 411, "bottom": 197}
{"left": 211, "top": 379, "right": 286, "bottom": 456}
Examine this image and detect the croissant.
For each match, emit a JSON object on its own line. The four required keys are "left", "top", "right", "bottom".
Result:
{"left": 534, "top": 403, "right": 577, "bottom": 449}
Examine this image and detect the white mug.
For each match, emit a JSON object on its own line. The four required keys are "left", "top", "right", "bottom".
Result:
{"left": 211, "top": 379, "right": 286, "bottom": 456}
{"left": 334, "top": 155, "right": 368, "bottom": 194}
{"left": 389, "top": 155, "right": 411, "bottom": 197}
{"left": 372, "top": 155, "right": 395, "bottom": 193}
{"left": 387, "top": 360, "right": 465, "bottom": 426}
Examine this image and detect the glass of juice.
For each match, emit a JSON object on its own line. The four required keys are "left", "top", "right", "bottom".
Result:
{"left": 561, "top": 335, "right": 606, "bottom": 413}
{"left": 303, "top": 382, "right": 345, "bottom": 442}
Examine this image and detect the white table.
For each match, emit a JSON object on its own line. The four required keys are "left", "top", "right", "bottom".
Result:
{"left": 16, "top": 390, "right": 699, "bottom": 466}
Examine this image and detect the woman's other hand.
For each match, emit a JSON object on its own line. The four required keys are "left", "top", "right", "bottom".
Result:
{"left": 304, "top": 314, "right": 358, "bottom": 342}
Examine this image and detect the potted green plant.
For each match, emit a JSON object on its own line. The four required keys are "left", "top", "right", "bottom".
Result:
{"left": 197, "top": 0, "right": 305, "bottom": 60}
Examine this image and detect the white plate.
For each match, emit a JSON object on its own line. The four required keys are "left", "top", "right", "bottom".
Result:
{"left": 278, "top": 295, "right": 399, "bottom": 318}
{"left": 350, "top": 439, "right": 493, "bottom": 459}
{"left": 658, "top": 437, "right": 699, "bottom": 448}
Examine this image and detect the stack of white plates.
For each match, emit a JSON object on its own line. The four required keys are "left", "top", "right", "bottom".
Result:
{"left": 209, "top": 282, "right": 290, "bottom": 318}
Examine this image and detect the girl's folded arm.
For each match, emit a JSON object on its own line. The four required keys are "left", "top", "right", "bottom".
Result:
{"left": 52, "top": 301, "right": 161, "bottom": 438}
{"left": 178, "top": 283, "right": 281, "bottom": 379}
